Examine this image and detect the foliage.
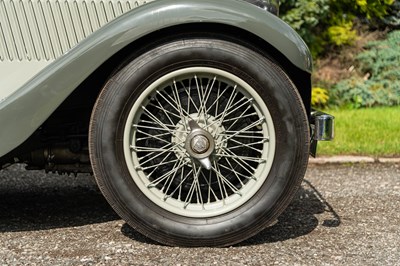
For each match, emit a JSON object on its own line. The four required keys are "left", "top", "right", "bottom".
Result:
{"left": 312, "top": 87, "right": 330, "bottom": 108}
{"left": 357, "top": 30, "right": 400, "bottom": 76}
{"left": 383, "top": 0, "right": 400, "bottom": 28}
{"left": 331, "top": 0, "right": 395, "bottom": 20}
{"left": 330, "top": 78, "right": 400, "bottom": 108}
{"left": 280, "top": 0, "right": 330, "bottom": 56}
{"left": 329, "top": 30, "right": 400, "bottom": 108}
{"left": 280, "top": 0, "right": 396, "bottom": 57}
{"left": 327, "top": 20, "right": 358, "bottom": 46}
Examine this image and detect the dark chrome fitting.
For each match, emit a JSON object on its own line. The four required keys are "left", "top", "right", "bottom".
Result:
{"left": 311, "top": 110, "right": 335, "bottom": 141}
{"left": 310, "top": 110, "right": 335, "bottom": 157}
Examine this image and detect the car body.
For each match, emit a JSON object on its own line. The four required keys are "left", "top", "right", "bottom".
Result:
{"left": 0, "top": 0, "right": 334, "bottom": 246}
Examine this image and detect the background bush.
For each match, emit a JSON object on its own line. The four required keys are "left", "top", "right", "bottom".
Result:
{"left": 329, "top": 30, "right": 400, "bottom": 108}
{"left": 280, "top": 0, "right": 398, "bottom": 57}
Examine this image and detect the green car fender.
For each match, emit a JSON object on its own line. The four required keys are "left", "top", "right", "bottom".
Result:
{"left": 0, "top": 0, "right": 312, "bottom": 157}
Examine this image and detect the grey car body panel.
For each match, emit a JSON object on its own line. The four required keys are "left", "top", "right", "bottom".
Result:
{"left": 0, "top": 0, "right": 312, "bottom": 157}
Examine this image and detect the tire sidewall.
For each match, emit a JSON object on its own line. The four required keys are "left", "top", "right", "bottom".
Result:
{"left": 90, "top": 38, "right": 309, "bottom": 245}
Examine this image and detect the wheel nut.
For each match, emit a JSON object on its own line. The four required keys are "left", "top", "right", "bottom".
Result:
{"left": 191, "top": 135, "right": 210, "bottom": 154}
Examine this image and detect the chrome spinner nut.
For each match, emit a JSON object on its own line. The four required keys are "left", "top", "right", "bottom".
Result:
{"left": 191, "top": 135, "right": 210, "bottom": 154}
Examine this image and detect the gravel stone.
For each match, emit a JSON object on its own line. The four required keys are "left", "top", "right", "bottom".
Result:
{"left": 0, "top": 163, "right": 399, "bottom": 265}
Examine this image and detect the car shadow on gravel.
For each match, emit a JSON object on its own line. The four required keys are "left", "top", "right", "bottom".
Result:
{"left": 239, "top": 179, "right": 341, "bottom": 246}
{"left": 0, "top": 168, "right": 119, "bottom": 232}
{"left": 120, "top": 179, "right": 342, "bottom": 246}
{"left": 0, "top": 166, "right": 340, "bottom": 246}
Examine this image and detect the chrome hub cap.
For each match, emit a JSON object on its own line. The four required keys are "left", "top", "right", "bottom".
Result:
{"left": 171, "top": 114, "right": 226, "bottom": 166}
{"left": 191, "top": 135, "right": 209, "bottom": 154}
{"left": 184, "top": 120, "right": 215, "bottom": 170}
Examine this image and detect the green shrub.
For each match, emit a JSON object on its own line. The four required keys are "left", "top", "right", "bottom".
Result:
{"left": 280, "top": 0, "right": 330, "bottom": 57}
{"left": 327, "top": 20, "right": 358, "bottom": 46}
{"left": 312, "top": 87, "right": 330, "bottom": 108}
{"left": 330, "top": 78, "right": 400, "bottom": 108}
{"left": 348, "top": 0, "right": 394, "bottom": 19}
{"left": 280, "top": 0, "right": 396, "bottom": 57}
{"left": 383, "top": 0, "right": 400, "bottom": 28}
{"left": 330, "top": 30, "right": 400, "bottom": 108}
{"left": 356, "top": 30, "right": 400, "bottom": 76}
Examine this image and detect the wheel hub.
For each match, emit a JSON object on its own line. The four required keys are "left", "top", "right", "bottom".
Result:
{"left": 171, "top": 114, "right": 226, "bottom": 166}
{"left": 184, "top": 120, "right": 215, "bottom": 170}
{"left": 191, "top": 135, "right": 210, "bottom": 154}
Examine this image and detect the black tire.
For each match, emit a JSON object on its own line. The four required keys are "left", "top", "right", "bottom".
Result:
{"left": 89, "top": 36, "right": 309, "bottom": 247}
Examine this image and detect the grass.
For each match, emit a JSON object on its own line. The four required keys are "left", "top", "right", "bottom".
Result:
{"left": 316, "top": 106, "right": 400, "bottom": 157}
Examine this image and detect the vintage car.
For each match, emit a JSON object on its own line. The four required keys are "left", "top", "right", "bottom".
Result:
{"left": 0, "top": 0, "right": 334, "bottom": 246}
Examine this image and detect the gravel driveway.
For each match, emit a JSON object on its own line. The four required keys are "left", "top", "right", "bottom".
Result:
{"left": 0, "top": 163, "right": 399, "bottom": 265}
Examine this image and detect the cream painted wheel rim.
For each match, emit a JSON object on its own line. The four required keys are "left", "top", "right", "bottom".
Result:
{"left": 123, "top": 67, "right": 276, "bottom": 218}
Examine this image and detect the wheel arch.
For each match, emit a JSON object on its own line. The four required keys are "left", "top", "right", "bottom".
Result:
{"left": 42, "top": 23, "right": 312, "bottom": 138}
{"left": 0, "top": 0, "right": 312, "bottom": 158}
{"left": 69, "top": 22, "right": 312, "bottom": 127}
{"left": 100, "top": 22, "right": 312, "bottom": 111}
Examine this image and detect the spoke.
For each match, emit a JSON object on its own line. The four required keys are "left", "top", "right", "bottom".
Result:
{"left": 218, "top": 149, "right": 258, "bottom": 177}
{"left": 211, "top": 97, "right": 253, "bottom": 132}
{"left": 216, "top": 117, "right": 265, "bottom": 146}
{"left": 153, "top": 96, "right": 176, "bottom": 126}
{"left": 212, "top": 162, "right": 242, "bottom": 197}
{"left": 225, "top": 104, "right": 253, "bottom": 132}
{"left": 217, "top": 130, "right": 269, "bottom": 141}
{"left": 156, "top": 89, "right": 192, "bottom": 119}
{"left": 134, "top": 124, "right": 188, "bottom": 135}
{"left": 131, "top": 146, "right": 176, "bottom": 153}
{"left": 161, "top": 158, "right": 185, "bottom": 196}
{"left": 200, "top": 76, "right": 217, "bottom": 127}
{"left": 218, "top": 160, "right": 255, "bottom": 183}
{"left": 183, "top": 163, "right": 203, "bottom": 208}
{"left": 225, "top": 138, "right": 265, "bottom": 154}
{"left": 146, "top": 150, "right": 176, "bottom": 179}
{"left": 216, "top": 153, "right": 265, "bottom": 163}
{"left": 141, "top": 106, "right": 187, "bottom": 143}
{"left": 141, "top": 107, "right": 176, "bottom": 132}
{"left": 183, "top": 78, "right": 200, "bottom": 114}
{"left": 148, "top": 103, "right": 182, "bottom": 121}
{"left": 136, "top": 129, "right": 170, "bottom": 145}
{"left": 207, "top": 97, "right": 254, "bottom": 137}
{"left": 142, "top": 158, "right": 180, "bottom": 171}
{"left": 212, "top": 81, "right": 224, "bottom": 117}
{"left": 222, "top": 112, "right": 258, "bottom": 123}
{"left": 184, "top": 79, "right": 191, "bottom": 117}
{"left": 194, "top": 75, "right": 203, "bottom": 123}
{"left": 205, "top": 83, "right": 230, "bottom": 115}
{"left": 140, "top": 119, "right": 176, "bottom": 129}
{"left": 213, "top": 85, "right": 238, "bottom": 129}
{"left": 165, "top": 166, "right": 194, "bottom": 201}
{"left": 178, "top": 165, "right": 186, "bottom": 201}
{"left": 213, "top": 161, "right": 229, "bottom": 200}
{"left": 184, "top": 163, "right": 204, "bottom": 208}
{"left": 155, "top": 90, "right": 183, "bottom": 116}
{"left": 136, "top": 131, "right": 171, "bottom": 142}
{"left": 148, "top": 159, "right": 187, "bottom": 188}
{"left": 215, "top": 82, "right": 221, "bottom": 118}
{"left": 137, "top": 140, "right": 185, "bottom": 166}
{"left": 194, "top": 164, "right": 204, "bottom": 207}
{"left": 135, "top": 141, "right": 172, "bottom": 161}
{"left": 200, "top": 170, "right": 220, "bottom": 203}
{"left": 172, "top": 79, "right": 188, "bottom": 131}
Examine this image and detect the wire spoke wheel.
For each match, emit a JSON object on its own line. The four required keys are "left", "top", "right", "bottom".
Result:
{"left": 89, "top": 36, "right": 309, "bottom": 247}
{"left": 123, "top": 67, "right": 275, "bottom": 217}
